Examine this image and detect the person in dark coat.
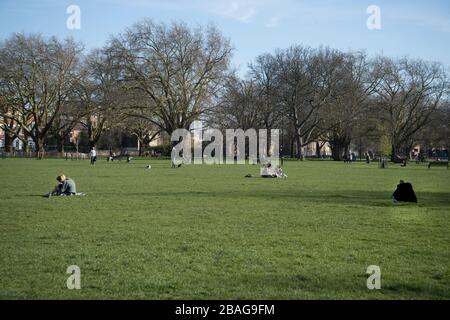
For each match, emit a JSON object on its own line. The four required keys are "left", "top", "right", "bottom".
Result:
{"left": 392, "top": 180, "right": 417, "bottom": 203}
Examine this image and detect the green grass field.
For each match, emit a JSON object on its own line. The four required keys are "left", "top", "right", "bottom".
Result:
{"left": 0, "top": 158, "right": 449, "bottom": 299}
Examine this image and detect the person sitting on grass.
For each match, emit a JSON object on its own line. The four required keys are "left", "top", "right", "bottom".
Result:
{"left": 45, "top": 175, "right": 82, "bottom": 197}
{"left": 260, "top": 162, "right": 275, "bottom": 178}
{"left": 275, "top": 166, "right": 288, "bottom": 178}
{"left": 400, "top": 159, "right": 407, "bottom": 167}
{"left": 392, "top": 180, "right": 417, "bottom": 203}
{"left": 260, "top": 162, "right": 287, "bottom": 178}
{"left": 126, "top": 152, "right": 133, "bottom": 163}
{"left": 107, "top": 150, "right": 114, "bottom": 162}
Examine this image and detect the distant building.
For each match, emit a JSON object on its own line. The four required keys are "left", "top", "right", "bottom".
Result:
{"left": 149, "top": 131, "right": 170, "bottom": 147}
{"left": 0, "top": 116, "right": 35, "bottom": 151}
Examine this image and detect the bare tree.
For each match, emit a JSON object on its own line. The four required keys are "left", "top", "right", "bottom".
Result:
{"left": 416, "top": 100, "right": 450, "bottom": 152}
{"left": 76, "top": 48, "right": 128, "bottom": 149}
{"left": 374, "top": 57, "right": 448, "bottom": 157}
{"left": 249, "top": 53, "right": 284, "bottom": 148}
{"left": 0, "top": 33, "right": 82, "bottom": 158}
{"left": 275, "top": 46, "right": 344, "bottom": 159}
{"left": 0, "top": 98, "right": 21, "bottom": 152}
{"left": 322, "top": 52, "right": 382, "bottom": 160}
{"left": 213, "top": 74, "right": 262, "bottom": 130}
{"left": 249, "top": 53, "right": 283, "bottom": 128}
{"left": 49, "top": 100, "right": 86, "bottom": 154}
{"left": 109, "top": 20, "right": 232, "bottom": 139}
{"left": 125, "top": 107, "right": 162, "bottom": 156}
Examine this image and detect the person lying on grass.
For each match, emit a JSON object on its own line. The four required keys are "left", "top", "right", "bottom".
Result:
{"left": 392, "top": 180, "right": 417, "bottom": 203}
{"left": 45, "top": 175, "right": 84, "bottom": 197}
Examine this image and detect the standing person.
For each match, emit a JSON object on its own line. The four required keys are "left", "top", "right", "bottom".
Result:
{"left": 90, "top": 147, "right": 97, "bottom": 165}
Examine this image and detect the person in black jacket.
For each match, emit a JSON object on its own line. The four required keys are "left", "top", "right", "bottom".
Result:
{"left": 392, "top": 180, "right": 417, "bottom": 203}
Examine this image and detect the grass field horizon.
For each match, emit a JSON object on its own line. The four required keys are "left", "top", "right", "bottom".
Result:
{"left": 0, "top": 158, "right": 449, "bottom": 299}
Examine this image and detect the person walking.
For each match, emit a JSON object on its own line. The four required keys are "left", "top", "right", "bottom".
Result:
{"left": 90, "top": 147, "right": 97, "bottom": 165}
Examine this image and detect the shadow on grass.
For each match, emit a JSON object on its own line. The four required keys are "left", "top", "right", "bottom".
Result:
{"left": 94, "top": 190, "right": 450, "bottom": 208}
{"left": 231, "top": 273, "right": 450, "bottom": 299}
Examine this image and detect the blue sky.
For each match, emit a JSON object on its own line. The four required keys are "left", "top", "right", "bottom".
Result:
{"left": 1, "top": 0, "right": 449, "bottom": 75}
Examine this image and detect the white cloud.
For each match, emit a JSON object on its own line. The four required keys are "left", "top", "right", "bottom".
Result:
{"left": 414, "top": 15, "right": 450, "bottom": 33}
{"left": 219, "top": 1, "right": 256, "bottom": 23}
{"left": 386, "top": 6, "right": 450, "bottom": 34}
{"left": 114, "top": 0, "right": 286, "bottom": 25}
{"left": 266, "top": 16, "right": 279, "bottom": 28}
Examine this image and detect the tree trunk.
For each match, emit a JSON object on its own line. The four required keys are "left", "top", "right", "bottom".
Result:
{"left": 390, "top": 144, "right": 396, "bottom": 161}
{"left": 22, "top": 139, "right": 28, "bottom": 153}
{"left": 267, "top": 129, "right": 272, "bottom": 157}
{"left": 331, "top": 144, "right": 344, "bottom": 161}
{"left": 4, "top": 133, "right": 12, "bottom": 153}
{"left": 316, "top": 141, "right": 322, "bottom": 158}
{"left": 138, "top": 138, "right": 143, "bottom": 156}
{"left": 22, "top": 132, "right": 31, "bottom": 156}
{"left": 344, "top": 144, "right": 350, "bottom": 159}
{"left": 329, "top": 132, "right": 351, "bottom": 161}
{"left": 405, "top": 144, "right": 414, "bottom": 159}
{"left": 88, "top": 123, "right": 103, "bottom": 150}
{"left": 290, "top": 137, "right": 295, "bottom": 158}
{"left": 295, "top": 134, "right": 303, "bottom": 160}
{"left": 88, "top": 138, "right": 99, "bottom": 150}
{"left": 57, "top": 135, "right": 65, "bottom": 155}
{"left": 36, "top": 139, "right": 45, "bottom": 160}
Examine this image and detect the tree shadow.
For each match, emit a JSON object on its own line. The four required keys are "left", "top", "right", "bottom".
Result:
{"left": 224, "top": 273, "right": 450, "bottom": 299}
{"left": 112, "top": 190, "right": 449, "bottom": 208}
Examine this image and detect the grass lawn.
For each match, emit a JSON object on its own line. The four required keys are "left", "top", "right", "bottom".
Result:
{"left": 0, "top": 158, "right": 449, "bottom": 299}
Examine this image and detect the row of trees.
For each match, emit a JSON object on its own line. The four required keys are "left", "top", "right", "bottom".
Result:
{"left": 213, "top": 47, "right": 450, "bottom": 160}
{"left": 0, "top": 21, "right": 232, "bottom": 158}
{"left": 0, "top": 20, "right": 449, "bottom": 160}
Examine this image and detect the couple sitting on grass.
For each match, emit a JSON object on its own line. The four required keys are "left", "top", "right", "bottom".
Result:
{"left": 260, "top": 162, "right": 287, "bottom": 178}
{"left": 45, "top": 175, "right": 85, "bottom": 197}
